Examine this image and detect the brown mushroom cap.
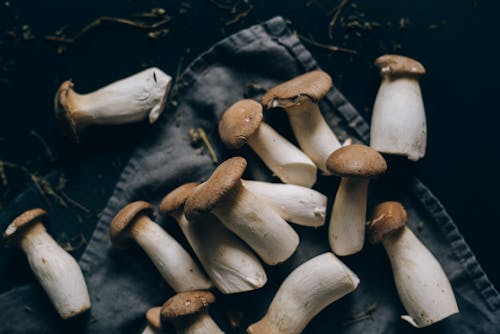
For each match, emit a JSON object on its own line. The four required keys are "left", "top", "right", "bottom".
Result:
{"left": 159, "top": 182, "right": 201, "bottom": 216}
{"left": 184, "top": 157, "right": 247, "bottom": 220}
{"left": 3, "top": 208, "right": 48, "bottom": 244}
{"left": 326, "top": 144, "right": 387, "bottom": 178}
{"left": 375, "top": 54, "right": 426, "bottom": 77}
{"left": 261, "top": 70, "right": 332, "bottom": 108}
{"left": 146, "top": 306, "right": 162, "bottom": 330}
{"left": 368, "top": 201, "right": 408, "bottom": 244}
{"left": 161, "top": 291, "right": 215, "bottom": 321}
{"left": 218, "top": 99, "right": 263, "bottom": 149}
{"left": 109, "top": 201, "right": 154, "bottom": 247}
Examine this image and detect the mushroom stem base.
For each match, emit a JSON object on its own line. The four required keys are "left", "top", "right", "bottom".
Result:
{"left": 20, "top": 223, "right": 91, "bottom": 319}
{"left": 383, "top": 227, "right": 459, "bottom": 327}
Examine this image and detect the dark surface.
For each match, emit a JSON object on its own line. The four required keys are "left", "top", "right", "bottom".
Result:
{"left": 0, "top": 0, "right": 498, "bottom": 295}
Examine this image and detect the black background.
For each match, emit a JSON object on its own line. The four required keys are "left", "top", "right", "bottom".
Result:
{"left": 0, "top": 0, "right": 498, "bottom": 298}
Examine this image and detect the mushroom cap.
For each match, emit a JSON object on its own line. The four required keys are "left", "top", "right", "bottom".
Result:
{"left": 375, "top": 54, "right": 426, "bottom": 77}
{"left": 159, "top": 182, "right": 200, "bottom": 216}
{"left": 184, "top": 157, "right": 247, "bottom": 220}
{"left": 261, "top": 70, "right": 332, "bottom": 108}
{"left": 3, "top": 208, "right": 47, "bottom": 244}
{"left": 54, "top": 80, "right": 85, "bottom": 143}
{"left": 161, "top": 291, "right": 215, "bottom": 321}
{"left": 109, "top": 201, "right": 154, "bottom": 247}
{"left": 146, "top": 306, "right": 162, "bottom": 330}
{"left": 219, "top": 99, "right": 263, "bottom": 149}
{"left": 368, "top": 201, "right": 408, "bottom": 244}
{"left": 326, "top": 144, "right": 387, "bottom": 178}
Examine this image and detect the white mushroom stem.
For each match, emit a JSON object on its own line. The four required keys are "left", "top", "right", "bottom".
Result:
{"left": 141, "top": 325, "right": 160, "bottom": 334}
{"left": 383, "top": 226, "right": 459, "bottom": 327}
{"left": 329, "top": 177, "right": 368, "bottom": 256}
{"left": 247, "top": 252, "right": 359, "bottom": 334}
{"left": 61, "top": 67, "right": 171, "bottom": 126}
{"left": 242, "top": 180, "right": 327, "bottom": 227}
{"left": 19, "top": 223, "right": 90, "bottom": 319}
{"left": 130, "top": 216, "right": 212, "bottom": 292}
{"left": 281, "top": 100, "right": 341, "bottom": 174}
{"left": 171, "top": 210, "right": 267, "bottom": 294}
{"left": 172, "top": 313, "right": 223, "bottom": 334}
{"left": 371, "top": 77, "right": 426, "bottom": 161}
{"left": 213, "top": 186, "right": 299, "bottom": 265}
{"left": 246, "top": 122, "right": 317, "bottom": 187}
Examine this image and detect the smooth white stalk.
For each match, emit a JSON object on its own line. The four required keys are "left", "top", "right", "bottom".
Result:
{"left": 246, "top": 122, "right": 317, "bottom": 187}
{"left": 282, "top": 101, "right": 341, "bottom": 174}
{"left": 20, "top": 223, "right": 91, "bottom": 319}
{"left": 60, "top": 67, "right": 171, "bottom": 126}
{"left": 371, "top": 77, "right": 426, "bottom": 161}
{"left": 329, "top": 178, "right": 368, "bottom": 256}
{"left": 141, "top": 325, "right": 159, "bottom": 334}
{"left": 171, "top": 210, "right": 267, "bottom": 294}
{"left": 383, "top": 227, "right": 459, "bottom": 327}
{"left": 173, "top": 313, "right": 224, "bottom": 334}
{"left": 131, "top": 216, "right": 212, "bottom": 292}
{"left": 242, "top": 180, "right": 326, "bottom": 227}
{"left": 213, "top": 187, "right": 299, "bottom": 265}
{"left": 247, "top": 252, "right": 359, "bottom": 334}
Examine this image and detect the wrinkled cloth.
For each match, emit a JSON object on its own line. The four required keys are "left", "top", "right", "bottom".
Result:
{"left": 0, "top": 16, "right": 499, "bottom": 334}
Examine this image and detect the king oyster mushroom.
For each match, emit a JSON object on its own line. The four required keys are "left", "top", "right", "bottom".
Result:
{"left": 219, "top": 99, "right": 317, "bottom": 187}
{"left": 55, "top": 67, "right": 171, "bottom": 142}
{"left": 261, "top": 70, "right": 342, "bottom": 173}
{"left": 327, "top": 144, "right": 387, "bottom": 256}
{"left": 370, "top": 55, "right": 427, "bottom": 161}
{"left": 368, "top": 201, "right": 459, "bottom": 327}
{"left": 110, "top": 201, "right": 212, "bottom": 292}
{"left": 3, "top": 209, "right": 91, "bottom": 319}
{"left": 184, "top": 157, "right": 299, "bottom": 265}
{"left": 161, "top": 291, "right": 223, "bottom": 334}
{"left": 160, "top": 182, "right": 267, "bottom": 294}
{"left": 247, "top": 252, "right": 359, "bottom": 334}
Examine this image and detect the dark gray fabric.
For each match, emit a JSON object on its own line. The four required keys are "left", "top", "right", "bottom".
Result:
{"left": 0, "top": 16, "right": 499, "bottom": 333}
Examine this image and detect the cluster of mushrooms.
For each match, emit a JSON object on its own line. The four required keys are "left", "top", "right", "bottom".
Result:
{"left": 3, "top": 54, "right": 460, "bottom": 333}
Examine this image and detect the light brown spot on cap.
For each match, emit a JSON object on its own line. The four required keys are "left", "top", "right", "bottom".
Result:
{"left": 146, "top": 306, "right": 162, "bottom": 330}
{"left": 219, "top": 99, "right": 263, "bottom": 149}
{"left": 326, "top": 144, "right": 387, "bottom": 178}
{"left": 109, "top": 201, "right": 153, "bottom": 248}
{"left": 159, "top": 182, "right": 200, "bottom": 216}
{"left": 261, "top": 70, "right": 332, "bottom": 108}
{"left": 3, "top": 208, "right": 47, "bottom": 244}
{"left": 375, "top": 54, "right": 426, "bottom": 77}
{"left": 184, "top": 157, "right": 247, "bottom": 220}
{"left": 368, "top": 201, "right": 408, "bottom": 244}
{"left": 161, "top": 291, "right": 215, "bottom": 321}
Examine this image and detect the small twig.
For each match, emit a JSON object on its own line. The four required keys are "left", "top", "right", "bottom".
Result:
{"left": 1, "top": 161, "right": 50, "bottom": 205}
{"left": 44, "top": 15, "right": 171, "bottom": 44}
{"left": 208, "top": 0, "right": 234, "bottom": 10}
{"left": 0, "top": 160, "right": 7, "bottom": 187}
{"left": 197, "top": 128, "right": 219, "bottom": 164}
{"left": 341, "top": 303, "right": 378, "bottom": 326}
{"left": 60, "top": 191, "right": 91, "bottom": 214}
{"left": 298, "top": 34, "right": 357, "bottom": 55}
{"left": 38, "top": 178, "right": 68, "bottom": 208}
{"left": 225, "top": 1, "right": 253, "bottom": 26}
{"left": 328, "top": 0, "right": 351, "bottom": 39}
{"left": 170, "top": 56, "right": 184, "bottom": 108}
{"left": 58, "top": 233, "right": 88, "bottom": 252}
{"left": 30, "top": 130, "right": 55, "bottom": 162}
